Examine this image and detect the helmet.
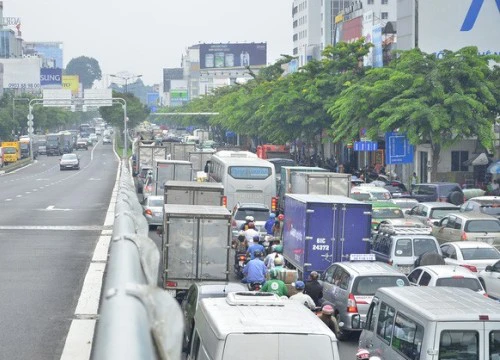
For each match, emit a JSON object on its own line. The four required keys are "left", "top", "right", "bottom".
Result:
{"left": 322, "top": 304, "right": 334, "bottom": 315}
{"left": 274, "top": 257, "right": 283, "bottom": 266}
{"left": 253, "top": 235, "right": 260, "bottom": 242}
{"left": 269, "top": 213, "right": 276, "bottom": 218}
{"left": 269, "top": 268, "right": 278, "bottom": 279}
{"left": 356, "top": 349, "right": 370, "bottom": 360}
{"left": 246, "top": 216, "right": 255, "bottom": 222}
{"left": 253, "top": 250, "right": 263, "bottom": 258}
{"left": 278, "top": 214, "right": 284, "bottom": 221}
{"left": 295, "top": 280, "right": 305, "bottom": 290}
{"left": 310, "top": 271, "right": 319, "bottom": 280}
{"left": 274, "top": 245, "right": 283, "bottom": 253}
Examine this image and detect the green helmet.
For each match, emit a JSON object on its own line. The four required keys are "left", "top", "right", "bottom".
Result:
{"left": 269, "top": 268, "right": 279, "bottom": 279}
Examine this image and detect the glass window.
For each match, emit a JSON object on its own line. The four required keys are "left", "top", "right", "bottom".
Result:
{"left": 332, "top": 267, "right": 346, "bottom": 287}
{"left": 413, "top": 238, "right": 439, "bottom": 257}
{"left": 365, "top": 300, "right": 378, "bottom": 332}
{"left": 451, "top": 151, "right": 469, "bottom": 172}
{"left": 408, "top": 269, "right": 422, "bottom": 284}
{"left": 392, "top": 313, "right": 424, "bottom": 359}
{"left": 418, "top": 272, "right": 431, "bottom": 286}
{"left": 454, "top": 218, "right": 463, "bottom": 230}
{"left": 234, "top": 208, "right": 270, "bottom": 221}
{"left": 376, "top": 302, "right": 396, "bottom": 343}
{"left": 430, "top": 208, "right": 459, "bottom": 219}
{"left": 381, "top": 0, "right": 389, "bottom": 4}
{"left": 228, "top": 166, "right": 271, "bottom": 180}
{"left": 490, "top": 330, "right": 500, "bottom": 359}
{"left": 436, "top": 277, "right": 483, "bottom": 292}
{"left": 461, "top": 247, "right": 500, "bottom": 260}
{"left": 466, "top": 220, "right": 500, "bottom": 232}
{"left": 352, "top": 276, "right": 408, "bottom": 295}
{"left": 395, "top": 239, "right": 413, "bottom": 257}
{"left": 373, "top": 207, "right": 404, "bottom": 219}
{"left": 323, "top": 265, "right": 336, "bottom": 284}
{"left": 381, "top": 12, "right": 389, "bottom": 19}
{"left": 439, "top": 330, "right": 478, "bottom": 359}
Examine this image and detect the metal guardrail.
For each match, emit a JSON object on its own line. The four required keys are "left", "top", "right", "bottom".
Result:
{"left": 92, "top": 161, "right": 183, "bottom": 360}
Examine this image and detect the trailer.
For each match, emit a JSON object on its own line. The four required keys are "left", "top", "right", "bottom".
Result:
{"left": 188, "top": 151, "right": 213, "bottom": 172}
{"left": 282, "top": 194, "right": 372, "bottom": 280}
{"left": 164, "top": 180, "right": 225, "bottom": 206}
{"left": 290, "top": 172, "right": 352, "bottom": 197}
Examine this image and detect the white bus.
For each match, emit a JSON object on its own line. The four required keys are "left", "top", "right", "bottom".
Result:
{"left": 207, "top": 151, "right": 277, "bottom": 212}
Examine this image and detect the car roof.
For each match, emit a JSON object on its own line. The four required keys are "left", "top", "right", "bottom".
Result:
{"left": 195, "top": 282, "right": 247, "bottom": 295}
{"left": 371, "top": 202, "right": 401, "bottom": 208}
{"left": 337, "top": 261, "right": 405, "bottom": 276}
{"left": 236, "top": 203, "right": 270, "bottom": 210}
{"left": 446, "top": 212, "right": 499, "bottom": 220}
{"left": 467, "top": 196, "right": 500, "bottom": 203}
{"left": 418, "top": 202, "right": 460, "bottom": 208}
{"left": 441, "top": 241, "right": 498, "bottom": 249}
{"left": 413, "top": 265, "right": 479, "bottom": 278}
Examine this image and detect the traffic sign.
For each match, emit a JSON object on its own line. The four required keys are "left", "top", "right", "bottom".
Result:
{"left": 354, "top": 141, "right": 378, "bottom": 152}
{"left": 385, "top": 132, "right": 414, "bottom": 164}
{"left": 27, "top": 120, "right": 33, "bottom": 127}
{"left": 27, "top": 114, "right": 34, "bottom": 121}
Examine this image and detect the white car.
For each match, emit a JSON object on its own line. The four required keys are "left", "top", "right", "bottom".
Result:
{"left": 478, "top": 259, "right": 500, "bottom": 299}
{"left": 351, "top": 184, "right": 393, "bottom": 202}
{"left": 440, "top": 241, "right": 500, "bottom": 272}
{"left": 407, "top": 265, "right": 485, "bottom": 295}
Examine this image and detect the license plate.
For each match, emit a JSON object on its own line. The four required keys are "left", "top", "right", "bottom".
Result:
{"left": 398, "top": 266, "right": 411, "bottom": 274}
{"left": 166, "top": 289, "right": 176, "bottom": 297}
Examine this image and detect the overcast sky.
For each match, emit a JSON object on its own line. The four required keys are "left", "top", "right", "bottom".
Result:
{"left": 6, "top": 0, "right": 292, "bottom": 85}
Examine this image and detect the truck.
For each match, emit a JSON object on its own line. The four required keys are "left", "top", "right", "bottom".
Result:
{"left": 36, "top": 135, "right": 47, "bottom": 155}
{"left": 164, "top": 180, "right": 225, "bottom": 206}
{"left": 46, "top": 133, "right": 64, "bottom": 156}
{"left": 290, "top": 172, "right": 352, "bottom": 197}
{"left": 134, "top": 141, "right": 173, "bottom": 175}
{"left": 172, "top": 143, "right": 196, "bottom": 161}
{"left": 1, "top": 141, "right": 20, "bottom": 164}
{"left": 278, "top": 166, "right": 327, "bottom": 212}
{"left": 19, "top": 137, "right": 31, "bottom": 159}
{"left": 59, "top": 131, "right": 74, "bottom": 153}
{"left": 151, "top": 159, "right": 193, "bottom": 196}
{"left": 282, "top": 194, "right": 372, "bottom": 280}
{"left": 256, "top": 144, "right": 291, "bottom": 159}
{"left": 162, "top": 204, "right": 231, "bottom": 297}
{"left": 188, "top": 151, "right": 213, "bottom": 172}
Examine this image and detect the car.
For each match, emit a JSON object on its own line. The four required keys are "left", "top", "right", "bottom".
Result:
{"left": 59, "top": 153, "right": 80, "bottom": 170}
{"left": 180, "top": 282, "right": 247, "bottom": 351}
{"left": 460, "top": 196, "right": 500, "bottom": 220}
{"left": 407, "top": 265, "right": 486, "bottom": 294}
{"left": 76, "top": 138, "right": 88, "bottom": 150}
{"left": 230, "top": 202, "right": 271, "bottom": 239}
{"left": 370, "top": 224, "right": 442, "bottom": 274}
{"left": 371, "top": 202, "right": 408, "bottom": 230}
{"left": 319, "top": 257, "right": 410, "bottom": 340}
{"left": 440, "top": 241, "right": 500, "bottom": 272}
{"left": 478, "top": 259, "right": 500, "bottom": 299}
{"left": 352, "top": 184, "right": 393, "bottom": 202}
{"left": 141, "top": 195, "right": 164, "bottom": 228}
{"left": 391, "top": 197, "right": 419, "bottom": 212}
{"left": 102, "top": 135, "right": 112, "bottom": 144}
{"left": 410, "top": 182, "right": 465, "bottom": 205}
{"left": 405, "top": 202, "right": 460, "bottom": 226}
{"left": 88, "top": 133, "right": 98, "bottom": 144}
{"left": 432, "top": 212, "right": 500, "bottom": 248}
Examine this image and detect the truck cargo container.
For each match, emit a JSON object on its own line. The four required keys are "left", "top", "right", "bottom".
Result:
{"left": 282, "top": 194, "right": 372, "bottom": 280}
{"left": 152, "top": 159, "right": 193, "bottom": 196}
{"left": 164, "top": 180, "right": 225, "bottom": 206}
{"left": 162, "top": 204, "right": 231, "bottom": 297}
{"left": 290, "top": 172, "right": 352, "bottom": 197}
{"left": 278, "top": 166, "right": 327, "bottom": 212}
{"left": 46, "top": 133, "right": 64, "bottom": 156}
{"left": 172, "top": 143, "right": 196, "bottom": 161}
{"left": 134, "top": 141, "right": 173, "bottom": 175}
{"left": 189, "top": 151, "right": 213, "bottom": 172}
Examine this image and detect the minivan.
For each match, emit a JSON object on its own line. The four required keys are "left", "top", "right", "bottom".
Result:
{"left": 411, "top": 182, "right": 464, "bottom": 205}
{"left": 356, "top": 286, "right": 500, "bottom": 360}
{"left": 187, "top": 292, "right": 340, "bottom": 360}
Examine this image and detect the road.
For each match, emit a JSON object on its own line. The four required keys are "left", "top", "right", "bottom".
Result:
{"left": 0, "top": 141, "right": 118, "bottom": 360}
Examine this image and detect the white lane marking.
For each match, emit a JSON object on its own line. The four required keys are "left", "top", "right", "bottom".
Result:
{"left": 16, "top": 195, "right": 22, "bottom": 198}
{"left": 74, "top": 262, "right": 106, "bottom": 315}
{"left": 92, "top": 235, "right": 111, "bottom": 262}
{"left": 5, "top": 199, "right": 12, "bottom": 201}
{"left": 88, "top": 178, "right": 101, "bottom": 181}
{"left": 25, "top": 191, "right": 31, "bottom": 194}
{"left": 59, "top": 320, "right": 95, "bottom": 360}
{"left": 0, "top": 225, "right": 106, "bottom": 231}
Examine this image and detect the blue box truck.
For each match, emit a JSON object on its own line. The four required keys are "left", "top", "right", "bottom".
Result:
{"left": 282, "top": 194, "right": 372, "bottom": 280}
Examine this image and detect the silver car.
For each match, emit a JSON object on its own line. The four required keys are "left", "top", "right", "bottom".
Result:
{"left": 405, "top": 202, "right": 460, "bottom": 226}
{"left": 59, "top": 153, "right": 80, "bottom": 170}
{"left": 440, "top": 241, "right": 500, "bottom": 272}
{"left": 142, "top": 195, "right": 164, "bottom": 228}
{"left": 319, "top": 260, "right": 409, "bottom": 340}
{"left": 230, "top": 202, "right": 271, "bottom": 239}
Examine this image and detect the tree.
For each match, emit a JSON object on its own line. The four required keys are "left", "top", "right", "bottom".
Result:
{"left": 99, "top": 91, "right": 150, "bottom": 133}
{"left": 328, "top": 47, "right": 500, "bottom": 180}
{"left": 65, "top": 56, "right": 102, "bottom": 89}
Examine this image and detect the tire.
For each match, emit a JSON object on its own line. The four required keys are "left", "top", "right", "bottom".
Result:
{"left": 448, "top": 191, "right": 464, "bottom": 205}
{"left": 335, "top": 314, "right": 350, "bottom": 341}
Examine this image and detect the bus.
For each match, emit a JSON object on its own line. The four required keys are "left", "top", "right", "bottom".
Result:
{"left": 207, "top": 151, "right": 277, "bottom": 212}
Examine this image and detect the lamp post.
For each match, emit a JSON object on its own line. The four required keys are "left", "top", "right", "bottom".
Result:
{"left": 109, "top": 73, "right": 142, "bottom": 94}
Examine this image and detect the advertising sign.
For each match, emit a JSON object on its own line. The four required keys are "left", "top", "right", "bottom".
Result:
{"left": 385, "top": 132, "right": 414, "bottom": 164}
{"left": 40, "top": 68, "right": 62, "bottom": 87}
{"left": 62, "top": 75, "right": 80, "bottom": 96}
{"left": 417, "top": 0, "right": 500, "bottom": 55}
{"left": 147, "top": 93, "right": 159, "bottom": 112}
{"left": 354, "top": 141, "right": 378, "bottom": 152}
{"left": 199, "top": 43, "right": 267, "bottom": 69}
{"left": 1, "top": 58, "right": 41, "bottom": 91}
{"left": 170, "top": 88, "right": 188, "bottom": 107}
{"left": 372, "top": 25, "right": 383, "bottom": 67}
{"left": 24, "top": 42, "right": 63, "bottom": 69}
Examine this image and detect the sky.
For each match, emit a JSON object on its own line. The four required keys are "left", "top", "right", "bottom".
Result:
{"left": 5, "top": 0, "right": 293, "bottom": 85}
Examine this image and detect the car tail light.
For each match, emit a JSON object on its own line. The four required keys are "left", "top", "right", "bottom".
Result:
{"left": 144, "top": 209, "right": 152, "bottom": 216}
{"left": 452, "top": 275, "right": 465, "bottom": 279}
{"left": 460, "top": 264, "right": 477, "bottom": 272}
{"left": 461, "top": 231, "right": 468, "bottom": 241}
{"left": 347, "top": 293, "right": 358, "bottom": 313}
{"left": 222, "top": 196, "right": 227, "bottom": 207}
{"left": 165, "top": 281, "right": 177, "bottom": 288}
{"left": 271, "top": 197, "right": 278, "bottom": 212}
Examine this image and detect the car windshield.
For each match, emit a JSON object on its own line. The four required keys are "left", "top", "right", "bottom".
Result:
{"left": 372, "top": 191, "right": 392, "bottom": 200}
{"left": 465, "top": 220, "right": 500, "bottom": 232}
{"left": 435, "top": 277, "right": 482, "bottom": 292}
{"left": 429, "top": 208, "right": 458, "bottom": 219}
{"left": 62, "top": 154, "right": 77, "bottom": 160}
{"left": 413, "top": 238, "right": 439, "bottom": 256}
{"left": 352, "top": 275, "right": 408, "bottom": 295}
{"left": 460, "top": 247, "right": 500, "bottom": 260}
{"left": 234, "top": 208, "right": 270, "bottom": 221}
{"left": 373, "top": 208, "right": 404, "bottom": 219}
{"left": 351, "top": 193, "right": 371, "bottom": 201}
{"left": 148, "top": 198, "right": 164, "bottom": 207}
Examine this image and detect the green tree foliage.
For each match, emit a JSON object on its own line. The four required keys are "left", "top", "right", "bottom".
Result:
{"left": 99, "top": 91, "right": 150, "bottom": 133}
{"left": 328, "top": 47, "right": 500, "bottom": 179}
{"left": 65, "top": 56, "right": 102, "bottom": 89}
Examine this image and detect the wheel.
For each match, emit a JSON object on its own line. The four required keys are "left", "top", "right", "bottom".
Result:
{"left": 448, "top": 191, "right": 464, "bottom": 205}
{"left": 335, "top": 314, "right": 350, "bottom": 341}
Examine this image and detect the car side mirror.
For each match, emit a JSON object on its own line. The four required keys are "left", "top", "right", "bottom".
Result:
{"left": 433, "top": 220, "right": 440, "bottom": 226}
{"left": 351, "top": 314, "right": 362, "bottom": 329}
{"left": 485, "top": 265, "right": 493, "bottom": 272}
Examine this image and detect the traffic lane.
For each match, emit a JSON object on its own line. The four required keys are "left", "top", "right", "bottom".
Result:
{"left": 0, "top": 229, "right": 100, "bottom": 360}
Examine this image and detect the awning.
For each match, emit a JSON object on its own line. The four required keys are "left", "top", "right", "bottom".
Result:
{"left": 463, "top": 152, "right": 489, "bottom": 166}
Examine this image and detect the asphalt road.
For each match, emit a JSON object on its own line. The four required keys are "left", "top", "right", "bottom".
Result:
{"left": 0, "top": 141, "right": 118, "bottom": 360}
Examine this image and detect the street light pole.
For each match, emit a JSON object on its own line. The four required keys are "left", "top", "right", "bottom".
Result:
{"left": 109, "top": 73, "right": 142, "bottom": 94}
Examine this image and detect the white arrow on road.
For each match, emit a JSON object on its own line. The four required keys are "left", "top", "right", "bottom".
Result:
{"left": 42, "top": 205, "right": 72, "bottom": 211}
{"left": 88, "top": 178, "right": 101, "bottom": 181}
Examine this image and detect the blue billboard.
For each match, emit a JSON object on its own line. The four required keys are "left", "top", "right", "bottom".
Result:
{"left": 199, "top": 43, "right": 267, "bottom": 69}
{"left": 385, "top": 132, "right": 414, "bottom": 164}
{"left": 40, "top": 68, "right": 62, "bottom": 87}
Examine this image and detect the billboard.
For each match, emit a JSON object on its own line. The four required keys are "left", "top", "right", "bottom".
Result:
{"left": 24, "top": 42, "right": 63, "bottom": 69}
{"left": 415, "top": 0, "right": 500, "bottom": 55}
{"left": 199, "top": 43, "right": 267, "bottom": 69}
{"left": 40, "top": 68, "right": 62, "bottom": 87}
{"left": 163, "top": 67, "right": 183, "bottom": 92}
{"left": 170, "top": 88, "right": 189, "bottom": 107}
{"left": 1, "top": 58, "right": 41, "bottom": 91}
{"left": 147, "top": 93, "right": 159, "bottom": 112}
{"left": 62, "top": 75, "right": 80, "bottom": 96}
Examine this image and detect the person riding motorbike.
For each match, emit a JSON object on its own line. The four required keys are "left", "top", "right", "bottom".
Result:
{"left": 264, "top": 243, "right": 284, "bottom": 269}
{"left": 242, "top": 250, "right": 267, "bottom": 284}
{"left": 260, "top": 268, "right": 288, "bottom": 297}
{"left": 317, "top": 304, "right": 340, "bottom": 338}
{"left": 289, "top": 281, "right": 316, "bottom": 310}
{"left": 304, "top": 271, "right": 323, "bottom": 306}
{"left": 264, "top": 213, "right": 276, "bottom": 235}
{"left": 247, "top": 235, "right": 265, "bottom": 260}
{"left": 240, "top": 215, "right": 255, "bottom": 231}
{"left": 244, "top": 222, "right": 259, "bottom": 242}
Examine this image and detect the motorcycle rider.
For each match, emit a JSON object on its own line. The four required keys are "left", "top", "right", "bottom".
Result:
{"left": 264, "top": 243, "right": 284, "bottom": 269}
{"left": 247, "top": 235, "right": 265, "bottom": 260}
{"left": 264, "top": 213, "right": 276, "bottom": 235}
{"left": 260, "top": 268, "right": 288, "bottom": 297}
{"left": 304, "top": 271, "right": 323, "bottom": 306}
{"left": 317, "top": 304, "right": 340, "bottom": 338}
{"left": 289, "top": 281, "right": 316, "bottom": 310}
{"left": 240, "top": 215, "right": 254, "bottom": 231}
{"left": 242, "top": 250, "right": 267, "bottom": 284}
{"left": 244, "top": 222, "right": 259, "bottom": 243}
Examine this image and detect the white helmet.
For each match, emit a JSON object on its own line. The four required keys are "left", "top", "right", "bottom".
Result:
{"left": 245, "top": 216, "right": 254, "bottom": 222}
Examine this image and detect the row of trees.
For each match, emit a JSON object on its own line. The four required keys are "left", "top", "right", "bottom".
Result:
{"left": 160, "top": 39, "right": 500, "bottom": 179}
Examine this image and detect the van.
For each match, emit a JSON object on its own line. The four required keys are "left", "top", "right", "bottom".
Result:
{"left": 356, "top": 286, "right": 500, "bottom": 360}
{"left": 188, "top": 292, "right": 340, "bottom": 360}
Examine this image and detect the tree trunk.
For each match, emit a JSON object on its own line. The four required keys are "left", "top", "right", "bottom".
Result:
{"left": 431, "top": 143, "right": 441, "bottom": 182}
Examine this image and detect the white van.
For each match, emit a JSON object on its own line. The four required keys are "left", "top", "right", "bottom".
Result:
{"left": 188, "top": 291, "right": 340, "bottom": 360}
{"left": 356, "top": 286, "right": 500, "bottom": 360}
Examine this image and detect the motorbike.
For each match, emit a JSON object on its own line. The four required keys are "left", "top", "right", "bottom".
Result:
{"left": 247, "top": 281, "right": 263, "bottom": 291}
{"left": 234, "top": 251, "right": 248, "bottom": 279}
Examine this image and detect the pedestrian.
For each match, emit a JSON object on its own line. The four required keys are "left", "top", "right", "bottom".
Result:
{"left": 289, "top": 281, "right": 316, "bottom": 310}
{"left": 411, "top": 172, "right": 418, "bottom": 186}
{"left": 304, "top": 271, "right": 323, "bottom": 306}
{"left": 260, "top": 268, "right": 288, "bottom": 297}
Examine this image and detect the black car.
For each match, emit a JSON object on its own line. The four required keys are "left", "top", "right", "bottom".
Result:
{"left": 411, "top": 182, "right": 464, "bottom": 205}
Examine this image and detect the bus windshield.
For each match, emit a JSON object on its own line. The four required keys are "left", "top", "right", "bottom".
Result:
{"left": 229, "top": 166, "right": 271, "bottom": 180}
